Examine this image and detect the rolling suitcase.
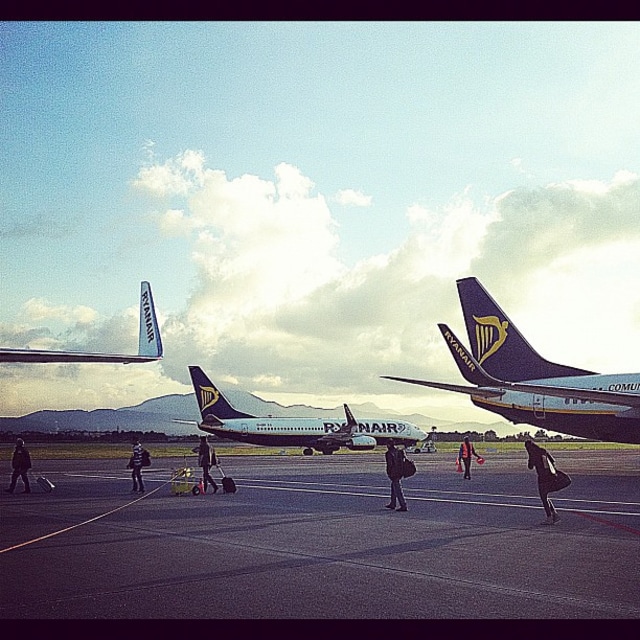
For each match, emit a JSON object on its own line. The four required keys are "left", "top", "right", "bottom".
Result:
{"left": 37, "top": 476, "right": 55, "bottom": 493}
{"left": 217, "top": 465, "right": 237, "bottom": 494}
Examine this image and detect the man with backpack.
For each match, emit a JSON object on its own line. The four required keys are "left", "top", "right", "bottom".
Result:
{"left": 127, "top": 438, "right": 145, "bottom": 494}
{"left": 384, "top": 440, "right": 408, "bottom": 512}
{"left": 5, "top": 438, "right": 32, "bottom": 494}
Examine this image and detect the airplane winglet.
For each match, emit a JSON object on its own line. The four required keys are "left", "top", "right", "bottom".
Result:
{"left": 0, "top": 281, "right": 163, "bottom": 364}
{"left": 138, "top": 281, "right": 163, "bottom": 358}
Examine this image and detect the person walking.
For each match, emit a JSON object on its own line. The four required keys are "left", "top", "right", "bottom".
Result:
{"left": 192, "top": 435, "right": 218, "bottom": 494}
{"left": 5, "top": 438, "right": 32, "bottom": 494}
{"left": 525, "top": 439, "right": 560, "bottom": 525}
{"left": 457, "top": 435, "right": 481, "bottom": 480}
{"left": 384, "top": 440, "right": 408, "bottom": 512}
{"left": 128, "top": 438, "right": 145, "bottom": 494}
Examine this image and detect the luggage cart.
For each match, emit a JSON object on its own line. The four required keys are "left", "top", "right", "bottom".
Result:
{"left": 170, "top": 457, "right": 201, "bottom": 496}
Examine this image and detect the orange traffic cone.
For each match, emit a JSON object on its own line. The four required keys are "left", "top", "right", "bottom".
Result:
{"left": 456, "top": 459, "right": 462, "bottom": 473}
{"left": 477, "top": 457, "right": 485, "bottom": 465}
{"left": 199, "top": 478, "right": 205, "bottom": 495}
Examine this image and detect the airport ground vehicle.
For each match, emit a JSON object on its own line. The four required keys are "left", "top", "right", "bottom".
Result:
{"left": 407, "top": 440, "right": 437, "bottom": 454}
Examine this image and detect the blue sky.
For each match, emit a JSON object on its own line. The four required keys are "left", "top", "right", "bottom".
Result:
{"left": 2, "top": 21, "right": 640, "bottom": 427}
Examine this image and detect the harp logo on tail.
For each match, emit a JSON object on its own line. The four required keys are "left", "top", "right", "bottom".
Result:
{"left": 198, "top": 385, "right": 220, "bottom": 412}
{"left": 473, "top": 315, "right": 509, "bottom": 365}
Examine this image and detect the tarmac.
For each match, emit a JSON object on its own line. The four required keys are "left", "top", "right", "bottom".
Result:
{"left": 1, "top": 448, "right": 639, "bottom": 619}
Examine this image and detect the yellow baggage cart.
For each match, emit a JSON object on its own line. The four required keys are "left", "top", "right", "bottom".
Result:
{"left": 170, "top": 457, "right": 201, "bottom": 496}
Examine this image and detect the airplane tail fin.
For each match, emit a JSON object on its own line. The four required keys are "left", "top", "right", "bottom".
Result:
{"left": 456, "top": 277, "right": 594, "bottom": 381}
{"left": 188, "top": 366, "right": 256, "bottom": 422}
{"left": 138, "top": 281, "right": 163, "bottom": 359}
{"left": 342, "top": 403, "right": 358, "bottom": 435}
{"left": 437, "top": 323, "right": 502, "bottom": 387}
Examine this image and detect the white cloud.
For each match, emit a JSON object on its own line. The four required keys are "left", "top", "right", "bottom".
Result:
{"left": 335, "top": 189, "right": 373, "bottom": 207}
{"left": 6, "top": 161, "right": 640, "bottom": 424}
{"left": 132, "top": 150, "right": 206, "bottom": 197}
{"left": 159, "top": 209, "right": 194, "bottom": 236}
{"left": 0, "top": 364, "right": 187, "bottom": 416}
{"left": 21, "top": 299, "right": 98, "bottom": 325}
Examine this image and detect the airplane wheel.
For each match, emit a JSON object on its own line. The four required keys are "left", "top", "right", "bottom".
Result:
{"left": 322, "top": 450, "right": 334, "bottom": 455}
{"left": 303, "top": 448, "right": 313, "bottom": 456}
{"left": 192, "top": 486, "right": 200, "bottom": 496}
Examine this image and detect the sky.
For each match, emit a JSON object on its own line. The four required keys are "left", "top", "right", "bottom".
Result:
{"left": 2, "top": 21, "right": 640, "bottom": 429}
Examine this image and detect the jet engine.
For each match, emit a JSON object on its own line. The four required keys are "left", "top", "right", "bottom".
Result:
{"left": 346, "top": 435, "right": 377, "bottom": 451}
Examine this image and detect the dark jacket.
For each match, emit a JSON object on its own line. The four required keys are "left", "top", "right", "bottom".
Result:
{"left": 385, "top": 446, "right": 405, "bottom": 480}
{"left": 193, "top": 442, "right": 217, "bottom": 467}
{"left": 12, "top": 446, "right": 32, "bottom": 472}
{"left": 526, "top": 441, "right": 555, "bottom": 483}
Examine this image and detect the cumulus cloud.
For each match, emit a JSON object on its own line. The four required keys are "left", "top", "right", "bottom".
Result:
{"left": 132, "top": 154, "right": 500, "bottom": 400}
{"left": 6, "top": 157, "right": 640, "bottom": 422}
{"left": 0, "top": 363, "right": 184, "bottom": 416}
{"left": 21, "top": 299, "right": 98, "bottom": 325}
{"left": 132, "top": 156, "right": 640, "bottom": 415}
{"left": 335, "top": 189, "right": 373, "bottom": 207}
{"left": 132, "top": 149, "right": 206, "bottom": 197}
{"left": 1, "top": 301, "right": 136, "bottom": 354}
{"left": 474, "top": 170, "right": 640, "bottom": 287}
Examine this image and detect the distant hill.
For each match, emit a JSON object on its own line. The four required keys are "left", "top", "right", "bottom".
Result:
{"left": 0, "top": 388, "right": 519, "bottom": 438}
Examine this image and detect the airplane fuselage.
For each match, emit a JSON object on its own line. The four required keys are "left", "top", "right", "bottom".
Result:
{"left": 472, "top": 373, "right": 640, "bottom": 444}
{"left": 198, "top": 416, "right": 426, "bottom": 451}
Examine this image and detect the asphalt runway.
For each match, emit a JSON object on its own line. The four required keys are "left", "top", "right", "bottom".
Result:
{"left": 1, "top": 449, "right": 639, "bottom": 619}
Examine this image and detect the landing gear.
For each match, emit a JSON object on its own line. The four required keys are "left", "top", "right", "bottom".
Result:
{"left": 321, "top": 449, "right": 334, "bottom": 455}
{"left": 303, "top": 448, "right": 314, "bottom": 456}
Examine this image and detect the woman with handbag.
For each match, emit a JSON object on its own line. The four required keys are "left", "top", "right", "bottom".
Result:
{"left": 524, "top": 439, "right": 560, "bottom": 525}
{"left": 384, "top": 440, "right": 408, "bottom": 512}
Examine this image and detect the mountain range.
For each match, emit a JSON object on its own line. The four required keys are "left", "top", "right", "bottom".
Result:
{"left": 0, "top": 387, "right": 520, "bottom": 437}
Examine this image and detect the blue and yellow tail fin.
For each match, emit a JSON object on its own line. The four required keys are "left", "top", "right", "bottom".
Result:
{"left": 456, "top": 277, "right": 594, "bottom": 381}
{"left": 188, "top": 366, "right": 255, "bottom": 422}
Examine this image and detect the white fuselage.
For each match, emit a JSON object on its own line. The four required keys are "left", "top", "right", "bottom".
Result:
{"left": 198, "top": 416, "right": 428, "bottom": 450}
{"left": 472, "top": 373, "right": 640, "bottom": 443}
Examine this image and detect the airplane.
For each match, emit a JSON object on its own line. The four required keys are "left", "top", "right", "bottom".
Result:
{"left": 382, "top": 277, "right": 640, "bottom": 445}
{"left": 0, "top": 281, "right": 163, "bottom": 364}
{"left": 188, "top": 365, "right": 430, "bottom": 455}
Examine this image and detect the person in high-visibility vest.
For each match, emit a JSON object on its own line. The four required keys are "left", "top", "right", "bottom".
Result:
{"left": 457, "top": 436, "right": 481, "bottom": 480}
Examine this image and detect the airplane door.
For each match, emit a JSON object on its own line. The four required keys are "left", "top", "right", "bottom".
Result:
{"left": 241, "top": 423, "right": 248, "bottom": 436}
{"left": 533, "top": 395, "right": 545, "bottom": 419}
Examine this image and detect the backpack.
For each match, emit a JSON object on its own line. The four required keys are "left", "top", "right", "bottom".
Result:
{"left": 402, "top": 454, "right": 416, "bottom": 478}
{"left": 141, "top": 449, "right": 151, "bottom": 467}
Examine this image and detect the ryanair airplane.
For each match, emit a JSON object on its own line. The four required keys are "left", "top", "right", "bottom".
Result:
{"left": 189, "top": 366, "right": 429, "bottom": 455}
{"left": 0, "top": 281, "right": 162, "bottom": 364}
{"left": 383, "top": 277, "right": 640, "bottom": 445}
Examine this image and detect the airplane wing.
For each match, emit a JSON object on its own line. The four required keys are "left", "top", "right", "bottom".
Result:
{"left": 383, "top": 323, "right": 640, "bottom": 408}
{"left": 381, "top": 375, "right": 505, "bottom": 399}
{"left": 314, "top": 404, "right": 357, "bottom": 446}
{"left": 314, "top": 403, "right": 381, "bottom": 449}
{"left": 0, "top": 281, "right": 163, "bottom": 364}
{"left": 382, "top": 374, "right": 640, "bottom": 407}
